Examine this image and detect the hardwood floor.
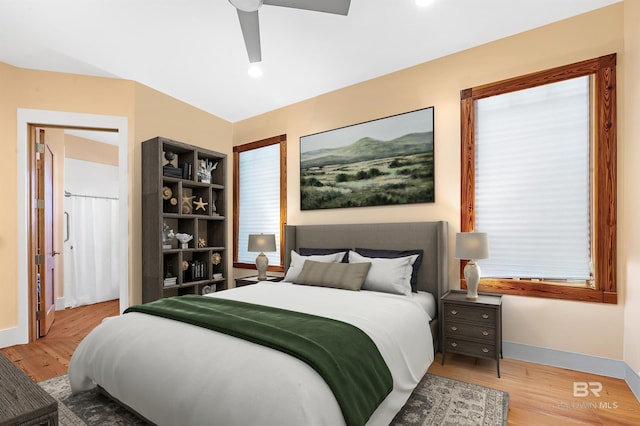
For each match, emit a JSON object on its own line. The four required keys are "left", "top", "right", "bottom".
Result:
{"left": 429, "top": 353, "right": 640, "bottom": 425}
{"left": 1, "top": 299, "right": 639, "bottom": 425}
{"left": 0, "top": 299, "right": 119, "bottom": 382}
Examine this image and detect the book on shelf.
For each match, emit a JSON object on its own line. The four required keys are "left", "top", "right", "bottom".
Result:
{"left": 163, "top": 277, "right": 177, "bottom": 287}
{"left": 181, "top": 162, "right": 193, "bottom": 180}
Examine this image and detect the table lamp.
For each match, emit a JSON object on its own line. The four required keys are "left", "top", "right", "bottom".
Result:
{"left": 455, "top": 232, "right": 489, "bottom": 299}
{"left": 248, "top": 233, "right": 277, "bottom": 280}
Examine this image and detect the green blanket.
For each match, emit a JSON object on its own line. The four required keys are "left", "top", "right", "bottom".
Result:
{"left": 124, "top": 295, "right": 392, "bottom": 426}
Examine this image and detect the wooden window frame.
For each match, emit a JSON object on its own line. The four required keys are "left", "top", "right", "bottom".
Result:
{"left": 460, "top": 54, "right": 617, "bottom": 304}
{"left": 233, "top": 134, "right": 287, "bottom": 272}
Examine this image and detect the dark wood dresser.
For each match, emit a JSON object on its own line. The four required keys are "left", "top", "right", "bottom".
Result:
{"left": 441, "top": 290, "right": 503, "bottom": 377}
{"left": 0, "top": 353, "right": 58, "bottom": 425}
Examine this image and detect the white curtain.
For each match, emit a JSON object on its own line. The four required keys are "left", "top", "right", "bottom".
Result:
{"left": 64, "top": 196, "right": 119, "bottom": 307}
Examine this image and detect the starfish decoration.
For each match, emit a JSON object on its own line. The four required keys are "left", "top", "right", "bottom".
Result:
{"left": 193, "top": 197, "right": 208, "bottom": 212}
{"left": 182, "top": 195, "right": 195, "bottom": 205}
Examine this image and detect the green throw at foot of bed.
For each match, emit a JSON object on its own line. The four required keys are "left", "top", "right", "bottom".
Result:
{"left": 125, "top": 295, "right": 393, "bottom": 426}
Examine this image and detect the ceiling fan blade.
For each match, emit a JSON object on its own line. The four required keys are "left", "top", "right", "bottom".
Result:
{"left": 237, "top": 9, "right": 262, "bottom": 63}
{"left": 263, "top": 0, "right": 350, "bottom": 15}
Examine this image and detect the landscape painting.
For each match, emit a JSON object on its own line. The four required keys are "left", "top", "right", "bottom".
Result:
{"left": 300, "top": 107, "right": 434, "bottom": 210}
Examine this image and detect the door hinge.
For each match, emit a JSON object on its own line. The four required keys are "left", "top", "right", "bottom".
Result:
{"left": 36, "top": 199, "right": 45, "bottom": 209}
{"left": 34, "top": 254, "right": 44, "bottom": 265}
{"left": 35, "top": 143, "right": 45, "bottom": 154}
{"left": 35, "top": 310, "right": 41, "bottom": 321}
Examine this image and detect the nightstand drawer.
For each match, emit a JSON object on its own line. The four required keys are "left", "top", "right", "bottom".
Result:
{"left": 445, "top": 338, "right": 496, "bottom": 358}
{"left": 444, "top": 322, "right": 496, "bottom": 340}
{"left": 444, "top": 304, "right": 496, "bottom": 324}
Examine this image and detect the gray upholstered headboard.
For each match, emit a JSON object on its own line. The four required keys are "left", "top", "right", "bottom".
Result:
{"left": 284, "top": 221, "right": 449, "bottom": 317}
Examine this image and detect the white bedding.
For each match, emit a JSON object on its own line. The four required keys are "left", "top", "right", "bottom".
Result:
{"left": 69, "top": 282, "right": 434, "bottom": 425}
{"left": 413, "top": 291, "right": 436, "bottom": 319}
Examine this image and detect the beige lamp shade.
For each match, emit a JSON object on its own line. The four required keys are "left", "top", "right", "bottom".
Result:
{"left": 248, "top": 234, "right": 276, "bottom": 253}
{"left": 454, "top": 232, "right": 489, "bottom": 260}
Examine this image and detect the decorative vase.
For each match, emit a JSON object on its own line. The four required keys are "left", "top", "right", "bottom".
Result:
{"left": 464, "top": 260, "right": 480, "bottom": 299}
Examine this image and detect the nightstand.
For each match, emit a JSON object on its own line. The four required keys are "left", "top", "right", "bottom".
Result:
{"left": 441, "top": 290, "right": 503, "bottom": 377}
{"left": 234, "top": 275, "right": 283, "bottom": 288}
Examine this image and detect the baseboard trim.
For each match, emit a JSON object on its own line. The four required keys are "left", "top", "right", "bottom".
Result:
{"left": 504, "top": 341, "right": 640, "bottom": 403}
{"left": 0, "top": 326, "right": 27, "bottom": 349}
{"left": 55, "top": 297, "right": 66, "bottom": 311}
{"left": 625, "top": 363, "right": 640, "bottom": 401}
{"left": 503, "top": 341, "right": 626, "bottom": 379}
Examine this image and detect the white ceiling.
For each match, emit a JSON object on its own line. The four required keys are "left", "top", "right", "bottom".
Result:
{"left": 0, "top": 0, "right": 620, "bottom": 122}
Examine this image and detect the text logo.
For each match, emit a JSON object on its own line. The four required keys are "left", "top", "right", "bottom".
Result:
{"left": 573, "top": 382, "right": 602, "bottom": 397}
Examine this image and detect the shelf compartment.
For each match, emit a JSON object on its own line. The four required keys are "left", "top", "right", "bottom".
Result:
{"left": 182, "top": 251, "right": 209, "bottom": 282}
{"left": 210, "top": 249, "right": 225, "bottom": 280}
{"left": 196, "top": 153, "right": 223, "bottom": 185}
{"left": 163, "top": 253, "right": 180, "bottom": 286}
{"left": 196, "top": 220, "right": 223, "bottom": 249}
{"left": 161, "top": 181, "right": 180, "bottom": 214}
{"left": 175, "top": 218, "right": 196, "bottom": 249}
{"left": 211, "top": 187, "right": 223, "bottom": 216}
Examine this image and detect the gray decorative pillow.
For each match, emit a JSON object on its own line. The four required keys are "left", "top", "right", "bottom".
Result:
{"left": 294, "top": 260, "right": 371, "bottom": 291}
{"left": 283, "top": 250, "right": 347, "bottom": 282}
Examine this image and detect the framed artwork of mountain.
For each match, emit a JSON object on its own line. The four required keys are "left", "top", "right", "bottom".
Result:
{"left": 300, "top": 107, "right": 435, "bottom": 210}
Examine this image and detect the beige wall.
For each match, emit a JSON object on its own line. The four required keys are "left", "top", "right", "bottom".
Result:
{"left": 0, "top": 64, "right": 232, "bottom": 330}
{"left": 0, "top": 62, "right": 22, "bottom": 331}
{"left": 65, "top": 134, "right": 119, "bottom": 166}
{"left": 623, "top": 1, "right": 640, "bottom": 375}
{"left": 233, "top": 4, "right": 628, "bottom": 359}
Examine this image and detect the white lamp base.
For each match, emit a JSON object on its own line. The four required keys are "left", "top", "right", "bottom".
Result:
{"left": 255, "top": 252, "right": 269, "bottom": 280}
{"left": 464, "top": 260, "right": 481, "bottom": 299}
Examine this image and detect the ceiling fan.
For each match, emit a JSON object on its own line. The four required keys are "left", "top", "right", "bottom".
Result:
{"left": 228, "top": 0, "right": 352, "bottom": 63}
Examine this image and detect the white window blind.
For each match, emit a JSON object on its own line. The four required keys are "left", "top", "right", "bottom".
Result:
{"left": 237, "top": 144, "right": 282, "bottom": 266}
{"left": 474, "top": 76, "right": 591, "bottom": 281}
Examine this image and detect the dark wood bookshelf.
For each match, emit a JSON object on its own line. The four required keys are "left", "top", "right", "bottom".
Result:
{"left": 142, "top": 136, "right": 227, "bottom": 303}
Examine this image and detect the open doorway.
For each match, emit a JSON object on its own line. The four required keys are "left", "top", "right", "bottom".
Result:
{"left": 63, "top": 130, "right": 121, "bottom": 310}
{"left": 14, "top": 109, "right": 129, "bottom": 345}
{"left": 30, "top": 126, "right": 122, "bottom": 339}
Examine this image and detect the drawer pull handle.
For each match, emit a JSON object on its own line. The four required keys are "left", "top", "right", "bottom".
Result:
{"left": 451, "top": 310, "right": 458, "bottom": 315}
{"left": 451, "top": 342, "right": 458, "bottom": 347}
{"left": 482, "top": 348, "right": 489, "bottom": 353}
{"left": 482, "top": 331, "right": 489, "bottom": 336}
{"left": 481, "top": 314, "right": 489, "bottom": 319}
{"left": 451, "top": 326, "right": 458, "bottom": 331}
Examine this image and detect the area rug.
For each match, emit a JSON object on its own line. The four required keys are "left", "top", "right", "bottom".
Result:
{"left": 40, "top": 373, "right": 508, "bottom": 425}
{"left": 391, "top": 373, "right": 509, "bottom": 426}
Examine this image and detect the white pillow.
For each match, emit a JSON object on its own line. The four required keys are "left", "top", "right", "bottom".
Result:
{"left": 348, "top": 250, "right": 418, "bottom": 296}
{"left": 283, "top": 250, "right": 346, "bottom": 282}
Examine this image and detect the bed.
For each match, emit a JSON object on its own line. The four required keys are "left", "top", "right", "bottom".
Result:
{"left": 68, "top": 221, "right": 449, "bottom": 425}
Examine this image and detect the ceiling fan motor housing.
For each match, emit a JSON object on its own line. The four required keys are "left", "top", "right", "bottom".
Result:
{"left": 229, "top": 0, "right": 263, "bottom": 12}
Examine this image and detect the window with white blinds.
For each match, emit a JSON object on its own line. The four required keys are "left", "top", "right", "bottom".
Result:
{"left": 237, "top": 143, "right": 282, "bottom": 266}
{"left": 474, "top": 76, "right": 592, "bottom": 282}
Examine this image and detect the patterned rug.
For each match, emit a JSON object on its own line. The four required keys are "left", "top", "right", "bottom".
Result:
{"left": 40, "top": 373, "right": 508, "bottom": 425}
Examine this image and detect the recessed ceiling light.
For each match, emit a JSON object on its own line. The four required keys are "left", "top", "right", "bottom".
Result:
{"left": 416, "top": 0, "right": 435, "bottom": 7}
{"left": 248, "top": 64, "right": 263, "bottom": 78}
